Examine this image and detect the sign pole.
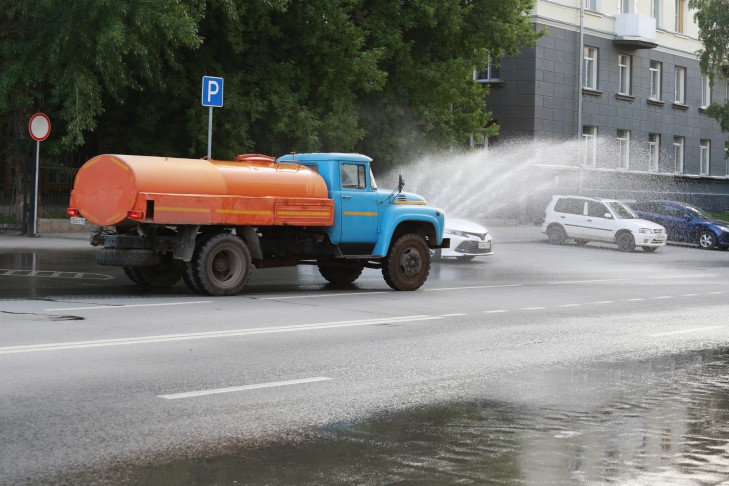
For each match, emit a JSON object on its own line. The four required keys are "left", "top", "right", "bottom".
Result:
{"left": 207, "top": 106, "right": 213, "bottom": 159}
{"left": 32, "top": 140, "right": 40, "bottom": 236}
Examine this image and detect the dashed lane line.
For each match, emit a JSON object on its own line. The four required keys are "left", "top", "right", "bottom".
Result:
{"left": 158, "top": 377, "right": 332, "bottom": 400}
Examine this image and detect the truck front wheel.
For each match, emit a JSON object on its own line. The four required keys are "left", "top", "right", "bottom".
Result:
{"left": 382, "top": 234, "right": 431, "bottom": 291}
{"left": 318, "top": 263, "right": 364, "bottom": 285}
{"left": 192, "top": 233, "right": 252, "bottom": 296}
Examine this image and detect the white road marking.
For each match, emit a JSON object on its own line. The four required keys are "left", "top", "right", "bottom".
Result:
{"left": 549, "top": 274, "right": 717, "bottom": 285}
{"left": 0, "top": 269, "right": 114, "bottom": 280}
{"left": 649, "top": 326, "right": 725, "bottom": 337}
{"left": 158, "top": 377, "right": 332, "bottom": 400}
{"left": 426, "top": 284, "right": 522, "bottom": 291}
{"left": 255, "top": 291, "right": 387, "bottom": 300}
{"left": 523, "top": 306, "right": 547, "bottom": 310}
{"left": 559, "top": 304, "right": 582, "bottom": 307}
{"left": 483, "top": 309, "right": 508, "bottom": 314}
{"left": 0, "top": 315, "right": 443, "bottom": 355}
{"left": 43, "top": 301, "right": 214, "bottom": 311}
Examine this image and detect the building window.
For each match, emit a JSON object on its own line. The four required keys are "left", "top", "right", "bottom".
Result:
{"left": 674, "top": 66, "right": 686, "bottom": 103}
{"left": 651, "top": 0, "right": 661, "bottom": 27}
{"left": 584, "top": 47, "right": 598, "bottom": 89}
{"left": 702, "top": 74, "right": 712, "bottom": 107}
{"left": 673, "top": 136, "right": 684, "bottom": 173}
{"left": 700, "top": 139, "right": 710, "bottom": 175}
{"left": 583, "top": 126, "right": 597, "bottom": 167}
{"left": 650, "top": 61, "right": 662, "bottom": 100}
{"left": 648, "top": 134, "right": 660, "bottom": 171}
{"left": 586, "top": 0, "right": 598, "bottom": 11}
{"left": 618, "top": 54, "right": 631, "bottom": 95}
{"left": 617, "top": 129, "right": 630, "bottom": 169}
{"left": 675, "top": 0, "right": 686, "bottom": 33}
{"left": 619, "top": 0, "right": 631, "bottom": 13}
{"left": 474, "top": 56, "right": 500, "bottom": 83}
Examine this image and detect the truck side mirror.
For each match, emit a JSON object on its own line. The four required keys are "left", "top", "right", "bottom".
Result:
{"left": 398, "top": 175, "right": 405, "bottom": 194}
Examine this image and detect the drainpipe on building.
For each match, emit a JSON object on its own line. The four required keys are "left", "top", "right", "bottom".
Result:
{"left": 577, "top": 0, "right": 585, "bottom": 194}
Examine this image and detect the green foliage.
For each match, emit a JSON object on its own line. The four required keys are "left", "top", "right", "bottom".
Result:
{"left": 690, "top": 0, "right": 729, "bottom": 132}
{"left": 1, "top": 0, "right": 541, "bottom": 174}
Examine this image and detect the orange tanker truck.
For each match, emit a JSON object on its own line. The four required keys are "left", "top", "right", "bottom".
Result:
{"left": 68, "top": 152, "right": 449, "bottom": 295}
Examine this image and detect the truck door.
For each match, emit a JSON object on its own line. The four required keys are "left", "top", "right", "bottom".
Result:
{"left": 338, "top": 162, "right": 379, "bottom": 244}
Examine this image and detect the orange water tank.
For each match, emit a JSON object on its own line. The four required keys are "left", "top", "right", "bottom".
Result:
{"left": 69, "top": 154, "right": 332, "bottom": 226}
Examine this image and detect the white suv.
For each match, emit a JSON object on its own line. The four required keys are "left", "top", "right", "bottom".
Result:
{"left": 542, "top": 195, "right": 667, "bottom": 252}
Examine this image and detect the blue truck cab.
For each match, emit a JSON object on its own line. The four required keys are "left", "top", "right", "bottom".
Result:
{"left": 277, "top": 153, "right": 449, "bottom": 290}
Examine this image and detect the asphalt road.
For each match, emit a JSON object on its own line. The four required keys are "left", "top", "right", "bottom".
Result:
{"left": 1, "top": 226, "right": 729, "bottom": 484}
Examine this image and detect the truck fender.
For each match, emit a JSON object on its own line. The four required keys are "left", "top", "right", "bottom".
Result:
{"left": 238, "top": 226, "right": 263, "bottom": 260}
{"left": 372, "top": 213, "right": 441, "bottom": 257}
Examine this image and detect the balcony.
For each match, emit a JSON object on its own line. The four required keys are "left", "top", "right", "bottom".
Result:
{"left": 613, "top": 13, "right": 658, "bottom": 49}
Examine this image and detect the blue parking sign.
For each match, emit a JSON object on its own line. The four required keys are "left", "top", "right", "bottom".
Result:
{"left": 202, "top": 76, "right": 224, "bottom": 107}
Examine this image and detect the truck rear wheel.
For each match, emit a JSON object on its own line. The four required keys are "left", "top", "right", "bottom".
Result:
{"left": 318, "top": 263, "right": 364, "bottom": 285}
{"left": 122, "top": 257, "right": 183, "bottom": 288}
{"left": 382, "top": 233, "right": 431, "bottom": 291}
{"left": 192, "top": 233, "right": 252, "bottom": 296}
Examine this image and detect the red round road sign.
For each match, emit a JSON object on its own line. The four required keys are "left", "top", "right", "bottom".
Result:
{"left": 29, "top": 113, "right": 51, "bottom": 141}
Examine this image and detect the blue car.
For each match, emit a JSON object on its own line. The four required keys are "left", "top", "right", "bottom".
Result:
{"left": 631, "top": 200, "right": 729, "bottom": 250}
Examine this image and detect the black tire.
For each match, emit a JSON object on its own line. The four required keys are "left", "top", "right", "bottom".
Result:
{"left": 192, "top": 233, "right": 252, "bottom": 296}
{"left": 96, "top": 248, "right": 161, "bottom": 267}
{"left": 318, "top": 263, "right": 365, "bottom": 285}
{"left": 617, "top": 232, "right": 635, "bottom": 252}
{"left": 123, "top": 266, "right": 146, "bottom": 285}
{"left": 642, "top": 246, "right": 658, "bottom": 253}
{"left": 382, "top": 233, "right": 431, "bottom": 291}
{"left": 698, "top": 230, "right": 716, "bottom": 250}
{"left": 547, "top": 225, "right": 566, "bottom": 245}
{"left": 182, "top": 233, "right": 215, "bottom": 294}
{"left": 139, "top": 257, "right": 183, "bottom": 287}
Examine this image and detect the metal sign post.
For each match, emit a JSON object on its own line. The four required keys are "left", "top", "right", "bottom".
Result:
{"left": 28, "top": 113, "right": 51, "bottom": 237}
{"left": 201, "top": 76, "right": 224, "bottom": 159}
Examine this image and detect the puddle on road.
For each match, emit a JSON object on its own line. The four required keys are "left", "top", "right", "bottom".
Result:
{"left": 106, "top": 348, "right": 729, "bottom": 486}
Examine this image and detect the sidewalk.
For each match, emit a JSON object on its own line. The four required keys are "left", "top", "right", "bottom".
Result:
{"left": 0, "top": 231, "right": 94, "bottom": 252}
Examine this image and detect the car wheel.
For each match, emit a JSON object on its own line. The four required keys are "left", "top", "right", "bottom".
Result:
{"left": 617, "top": 233, "right": 635, "bottom": 252}
{"left": 698, "top": 230, "right": 716, "bottom": 250}
{"left": 547, "top": 225, "right": 566, "bottom": 245}
{"left": 642, "top": 246, "right": 657, "bottom": 253}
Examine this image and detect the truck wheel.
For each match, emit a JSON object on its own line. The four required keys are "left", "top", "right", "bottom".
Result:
{"left": 123, "top": 266, "right": 146, "bottom": 285}
{"left": 318, "top": 263, "right": 364, "bottom": 285}
{"left": 139, "top": 257, "right": 183, "bottom": 287}
{"left": 182, "top": 233, "right": 215, "bottom": 294}
{"left": 192, "top": 233, "right": 252, "bottom": 296}
{"left": 382, "top": 233, "right": 431, "bottom": 291}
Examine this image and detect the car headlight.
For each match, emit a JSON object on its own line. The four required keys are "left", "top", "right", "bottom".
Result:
{"left": 716, "top": 225, "right": 729, "bottom": 232}
{"left": 445, "top": 228, "right": 469, "bottom": 237}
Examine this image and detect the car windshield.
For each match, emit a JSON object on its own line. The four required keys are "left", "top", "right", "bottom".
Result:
{"left": 684, "top": 205, "right": 711, "bottom": 220}
{"left": 606, "top": 201, "right": 639, "bottom": 219}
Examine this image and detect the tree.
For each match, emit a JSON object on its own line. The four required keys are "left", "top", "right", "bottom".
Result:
{"left": 690, "top": 0, "right": 729, "bottom": 131}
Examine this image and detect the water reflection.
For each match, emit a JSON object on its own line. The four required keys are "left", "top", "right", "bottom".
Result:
{"left": 118, "top": 349, "right": 729, "bottom": 485}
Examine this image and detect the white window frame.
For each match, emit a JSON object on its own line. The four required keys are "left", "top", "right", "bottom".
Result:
{"left": 700, "top": 139, "right": 710, "bottom": 175}
{"left": 583, "top": 126, "right": 597, "bottom": 167}
{"left": 474, "top": 56, "right": 500, "bottom": 83}
{"left": 586, "top": 0, "right": 599, "bottom": 11}
{"left": 584, "top": 47, "right": 598, "bottom": 89}
{"left": 674, "top": 66, "right": 685, "bottom": 103}
{"left": 650, "top": 61, "right": 662, "bottom": 100}
{"left": 617, "top": 129, "right": 630, "bottom": 169}
{"left": 648, "top": 134, "right": 660, "bottom": 171}
{"left": 673, "top": 136, "right": 684, "bottom": 173}
{"left": 618, "top": 54, "right": 631, "bottom": 95}
{"left": 701, "top": 74, "right": 712, "bottom": 108}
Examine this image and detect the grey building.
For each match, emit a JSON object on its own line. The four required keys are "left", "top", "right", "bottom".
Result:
{"left": 480, "top": 0, "right": 729, "bottom": 216}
